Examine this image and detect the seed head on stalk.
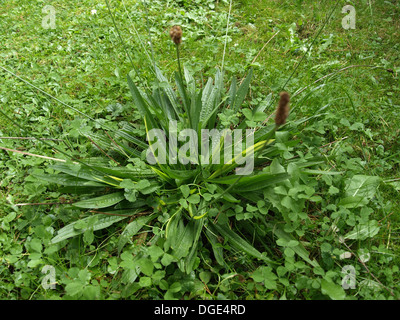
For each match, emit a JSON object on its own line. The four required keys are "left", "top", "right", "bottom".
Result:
{"left": 275, "top": 92, "right": 290, "bottom": 127}
{"left": 170, "top": 25, "right": 182, "bottom": 45}
{"left": 170, "top": 25, "right": 184, "bottom": 88}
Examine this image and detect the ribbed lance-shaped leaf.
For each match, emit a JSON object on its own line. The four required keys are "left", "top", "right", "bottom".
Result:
{"left": 58, "top": 186, "right": 107, "bottom": 195}
{"left": 210, "top": 222, "right": 273, "bottom": 264}
{"left": 190, "top": 91, "right": 202, "bottom": 131}
{"left": 171, "top": 219, "right": 196, "bottom": 259}
{"left": 205, "top": 229, "right": 226, "bottom": 267}
{"left": 73, "top": 192, "right": 125, "bottom": 209}
{"left": 118, "top": 215, "right": 154, "bottom": 253}
{"left": 155, "top": 66, "right": 181, "bottom": 118}
{"left": 226, "top": 75, "right": 237, "bottom": 108}
{"left": 215, "top": 185, "right": 240, "bottom": 203}
{"left": 254, "top": 124, "right": 276, "bottom": 142}
{"left": 252, "top": 92, "right": 272, "bottom": 115}
{"left": 232, "top": 68, "right": 253, "bottom": 112}
{"left": 151, "top": 87, "right": 174, "bottom": 123}
{"left": 127, "top": 73, "right": 158, "bottom": 130}
{"left": 233, "top": 172, "right": 289, "bottom": 192}
{"left": 185, "top": 218, "right": 204, "bottom": 274}
{"left": 201, "top": 77, "right": 214, "bottom": 106}
{"left": 86, "top": 132, "right": 126, "bottom": 157}
{"left": 175, "top": 71, "right": 189, "bottom": 116}
{"left": 50, "top": 163, "right": 105, "bottom": 182}
{"left": 50, "top": 215, "right": 128, "bottom": 244}
{"left": 33, "top": 174, "right": 105, "bottom": 187}
{"left": 184, "top": 66, "right": 196, "bottom": 95}
{"left": 114, "top": 129, "right": 148, "bottom": 151}
{"left": 162, "top": 167, "right": 199, "bottom": 180}
{"left": 208, "top": 140, "right": 268, "bottom": 179}
{"left": 50, "top": 162, "right": 123, "bottom": 188}
{"left": 199, "top": 83, "right": 218, "bottom": 127}
{"left": 207, "top": 68, "right": 224, "bottom": 128}
{"left": 91, "top": 165, "right": 156, "bottom": 180}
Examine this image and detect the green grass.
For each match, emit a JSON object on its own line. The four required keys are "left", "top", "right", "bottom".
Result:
{"left": 0, "top": 0, "right": 399, "bottom": 300}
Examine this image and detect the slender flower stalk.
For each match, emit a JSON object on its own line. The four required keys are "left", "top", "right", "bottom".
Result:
{"left": 170, "top": 25, "right": 183, "bottom": 82}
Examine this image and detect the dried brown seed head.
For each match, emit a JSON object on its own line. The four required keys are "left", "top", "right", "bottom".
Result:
{"left": 275, "top": 91, "right": 290, "bottom": 127}
{"left": 170, "top": 25, "right": 182, "bottom": 45}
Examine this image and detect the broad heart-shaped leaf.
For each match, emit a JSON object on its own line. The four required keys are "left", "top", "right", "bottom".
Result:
{"left": 50, "top": 215, "right": 128, "bottom": 244}
{"left": 209, "top": 222, "right": 273, "bottom": 264}
{"left": 118, "top": 215, "right": 155, "bottom": 253}
{"left": 73, "top": 192, "right": 125, "bottom": 209}
{"left": 344, "top": 220, "right": 380, "bottom": 240}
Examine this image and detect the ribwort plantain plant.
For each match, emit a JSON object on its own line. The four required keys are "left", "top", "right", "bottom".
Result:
{"left": 1, "top": 0, "right": 340, "bottom": 279}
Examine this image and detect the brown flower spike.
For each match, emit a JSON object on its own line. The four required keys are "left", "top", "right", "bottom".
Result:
{"left": 170, "top": 25, "right": 182, "bottom": 45}
{"left": 275, "top": 91, "right": 290, "bottom": 127}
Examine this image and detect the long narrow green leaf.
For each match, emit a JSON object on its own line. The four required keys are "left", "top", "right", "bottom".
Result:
{"left": 50, "top": 163, "right": 104, "bottom": 182}
{"left": 205, "top": 229, "right": 226, "bottom": 267}
{"left": 191, "top": 91, "right": 203, "bottom": 130}
{"left": 210, "top": 222, "right": 273, "bottom": 263}
{"left": 201, "top": 77, "right": 214, "bottom": 106}
{"left": 32, "top": 174, "right": 105, "bottom": 187}
{"left": 233, "top": 173, "right": 290, "bottom": 192}
{"left": 231, "top": 68, "right": 253, "bottom": 112}
{"left": 184, "top": 66, "right": 196, "bottom": 95}
{"left": 155, "top": 66, "right": 182, "bottom": 118}
{"left": 185, "top": 218, "right": 204, "bottom": 274}
{"left": 118, "top": 215, "right": 154, "bottom": 253}
{"left": 253, "top": 93, "right": 272, "bottom": 115}
{"left": 127, "top": 73, "right": 158, "bottom": 130}
{"left": 114, "top": 129, "right": 148, "bottom": 150}
{"left": 199, "top": 84, "right": 218, "bottom": 127}
{"left": 73, "top": 192, "right": 125, "bottom": 209}
{"left": 226, "top": 75, "right": 237, "bottom": 108}
{"left": 175, "top": 71, "right": 190, "bottom": 116}
{"left": 171, "top": 219, "right": 195, "bottom": 259}
{"left": 91, "top": 165, "right": 156, "bottom": 179}
{"left": 50, "top": 215, "right": 128, "bottom": 244}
